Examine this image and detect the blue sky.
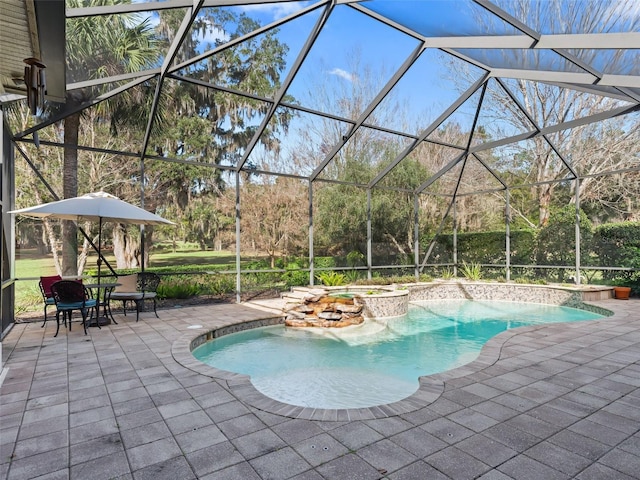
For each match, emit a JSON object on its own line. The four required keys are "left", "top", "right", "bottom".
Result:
{"left": 231, "top": 2, "right": 472, "bottom": 124}
{"left": 162, "top": 0, "right": 493, "bottom": 175}
{"left": 122, "top": 1, "right": 638, "bottom": 179}
{"left": 135, "top": 0, "right": 483, "bottom": 127}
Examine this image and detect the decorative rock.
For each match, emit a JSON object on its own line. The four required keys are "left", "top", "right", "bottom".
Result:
{"left": 332, "top": 316, "right": 364, "bottom": 327}
{"left": 322, "top": 295, "right": 353, "bottom": 304}
{"left": 291, "top": 304, "right": 314, "bottom": 314}
{"left": 308, "top": 288, "right": 328, "bottom": 296}
{"left": 285, "top": 317, "right": 314, "bottom": 327}
{"left": 285, "top": 290, "right": 368, "bottom": 328}
{"left": 335, "top": 304, "right": 362, "bottom": 313}
{"left": 317, "top": 312, "right": 342, "bottom": 321}
{"left": 343, "top": 315, "right": 364, "bottom": 325}
{"left": 303, "top": 295, "right": 325, "bottom": 303}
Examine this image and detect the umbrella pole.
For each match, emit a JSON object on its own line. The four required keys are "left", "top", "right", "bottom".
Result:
{"left": 97, "top": 218, "right": 102, "bottom": 305}
{"left": 78, "top": 226, "right": 117, "bottom": 276}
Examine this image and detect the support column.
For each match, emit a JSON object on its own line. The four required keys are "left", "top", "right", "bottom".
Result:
{"left": 367, "top": 188, "right": 372, "bottom": 280}
{"left": 140, "top": 157, "right": 146, "bottom": 272}
{"left": 235, "top": 172, "right": 241, "bottom": 303}
{"left": 414, "top": 193, "right": 420, "bottom": 280}
{"left": 1, "top": 109, "right": 16, "bottom": 376}
{"left": 575, "top": 178, "right": 581, "bottom": 285}
{"left": 505, "top": 189, "right": 511, "bottom": 282}
{"left": 308, "top": 180, "right": 314, "bottom": 286}
{"left": 453, "top": 199, "right": 458, "bottom": 277}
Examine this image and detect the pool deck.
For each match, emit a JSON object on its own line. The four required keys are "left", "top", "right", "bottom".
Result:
{"left": 1, "top": 298, "right": 639, "bottom": 480}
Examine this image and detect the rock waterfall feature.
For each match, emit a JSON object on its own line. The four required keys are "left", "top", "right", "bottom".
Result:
{"left": 284, "top": 289, "right": 364, "bottom": 328}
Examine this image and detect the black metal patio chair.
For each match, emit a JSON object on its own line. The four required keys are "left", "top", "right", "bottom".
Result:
{"left": 50, "top": 280, "right": 98, "bottom": 337}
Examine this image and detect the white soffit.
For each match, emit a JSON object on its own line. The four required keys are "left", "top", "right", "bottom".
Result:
{"left": 0, "top": 0, "right": 37, "bottom": 98}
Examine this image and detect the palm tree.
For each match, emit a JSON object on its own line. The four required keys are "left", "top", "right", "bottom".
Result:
{"left": 61, "top": 0, "right": 160, "bottom": 275}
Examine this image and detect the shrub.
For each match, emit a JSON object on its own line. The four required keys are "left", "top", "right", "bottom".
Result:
{"left": 282, "top": 263, "right": 309, "bottom": 287}
{"left": 428, "top": 229, "right": 536, "bottom": 266}
{"left": 15, "top": 281, "right": 42, "bottom": 314}
{"left": 315, "top": 257, "right": 336, "bottom": 269}
{"left": 593, "top": 221, "right": 640, "bottom": 283}
{"left": 354, "top": 277, "right": 392, "bottom": 286}
{"left": 207, "top": 274, "right": 236, "bottom": 295}
{"left": 344, "top": 270, "right": 362, "bottom": 284}
{"left": 352, "top": 274, "right": 431, "bottom": 286}
{"left": 346, "top": 250, "right": 365, "bottom": 268}
{"left": 460, "top": 261, "right": 482, "bottom": 281}
{"left": 418, "top": 273, "right": 433, "bottom": 283}
{"left": 536, "top": 206, "right": 593, "bottom": 281}
{"left": 316, "top": 271, "right": 347, "bottom": 286}
{"left": 157, "top": 277, "right": 203, "bottom": 299}
{"left": 244, "top": 259, "right": 270, "bottom": 271}
{"left": 439, "top": 267, "right": 455, "bottom": 279}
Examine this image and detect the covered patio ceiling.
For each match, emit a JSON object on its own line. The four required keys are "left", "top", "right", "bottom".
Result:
{"left": 0, "top": 0, "right": 65, "bottom": 104}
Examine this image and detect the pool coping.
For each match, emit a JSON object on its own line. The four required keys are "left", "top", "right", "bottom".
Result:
{"left": 171, "top": 299, "right": 613, "bottom": 421}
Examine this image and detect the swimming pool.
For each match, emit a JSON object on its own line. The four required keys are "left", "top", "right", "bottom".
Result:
{"left": 192, "top": 299, "right": 603, "bottom": 409}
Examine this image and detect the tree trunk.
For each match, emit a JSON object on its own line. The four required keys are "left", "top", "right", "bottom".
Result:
{"left": 384, "top": 233, "right": 407, "bottom": 255}
{"left": 43, "top": 218, "right": 63, "bottom": 276}
{"left": 62, "top": 111, "right": 80, "bottom": 276}
{"left": 142, "top": 226, "right": 154, "bottom": 268}
{"left": 77, "top": 224, "right": 95, "bottom": 275}
{"left": 37, "top": 227, "right": 49, "bottom": 254}
{"left": 32, "top": 186, "right": 63, "bottom": 274}
{"left": 538, "top": 184, "right": 553, "bottom": 227}
{"left": 113, "top": 224, "right": 140, "bottom": 269}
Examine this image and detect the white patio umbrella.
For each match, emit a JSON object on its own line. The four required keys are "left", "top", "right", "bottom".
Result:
{"left": 10, "top": 191, "right": 174, "bottom": 288}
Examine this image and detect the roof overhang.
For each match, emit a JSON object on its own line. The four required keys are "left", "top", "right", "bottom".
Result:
{"left": 0, "top": 0, "right": 65, "bottom": 105}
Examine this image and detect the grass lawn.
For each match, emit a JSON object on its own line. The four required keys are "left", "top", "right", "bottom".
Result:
{"left": 151, "top": 249, "right": 238, "bottom": 268}
{"left": 14, "top": 246, "right": 243, "bottom": 315}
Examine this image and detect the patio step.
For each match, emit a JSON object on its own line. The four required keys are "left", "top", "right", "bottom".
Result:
{"left": 281, "top": 287, "right": 329, "bottom": 302}
{"left": 281, "top": 289, "right": 308, "bottom": 303}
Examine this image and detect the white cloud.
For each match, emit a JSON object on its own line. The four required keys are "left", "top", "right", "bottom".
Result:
{"left": 240, "top": 2, "right": 309, "bottom": 21}
{"left": 200, "top": 27, "right": 230, "bottom": 46}
{"left": 328, "top": 68, "right": 355, "bottom": 82}
{"left": 198, "top": 18, "right": 231, "bottom": 46}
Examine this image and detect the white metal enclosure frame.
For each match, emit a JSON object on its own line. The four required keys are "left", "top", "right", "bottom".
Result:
{"left": 1, "top": 0, "right": 639, "bottom": 323}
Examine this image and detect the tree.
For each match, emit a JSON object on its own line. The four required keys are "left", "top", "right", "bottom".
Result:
{"left": 536, "top": 205, "right": 593, "bottom": 281}
{"left": 153, "top": 8, "right": 290, "bottom": 162}
{"left": 122, "top": 8, "right": 292, "bottom": 266}
{"left": 568, "top": 123, "right": 640, "bottom": 221}
{"left": 315, "top": 154, "right": 431, "bottom": 260}
{"left": 61, "top": 0, "right": 160, "bottom": 275}
{"left": 448, "top": 0, "right": 640, "bottom": 226}
{"left": 43, "top": 3, "right": 291, "bottom": 271}
{"left": 240, "top": 177, "right": 307, "bottom": 267}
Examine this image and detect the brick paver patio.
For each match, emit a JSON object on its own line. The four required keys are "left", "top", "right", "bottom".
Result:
{"left": 1, "top": 297, "right": 638, "bottom": 479}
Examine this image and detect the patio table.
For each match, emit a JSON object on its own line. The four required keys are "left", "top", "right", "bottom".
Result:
{"left": 85, "top": 282, "right": 119, "bottom": 326}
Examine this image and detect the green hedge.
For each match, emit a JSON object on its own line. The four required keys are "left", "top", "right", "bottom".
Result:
{"left": 99, "top": 220, "right": 640, "bottom": 296}
{"left": 593, "top": 221, "right": 640, "bottom": 283}
{"left": 429, "top": 229, "right": 536, "bottom": 265}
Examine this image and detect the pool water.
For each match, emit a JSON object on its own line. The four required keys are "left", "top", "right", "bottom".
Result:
{"left": 192, "top": 300, "right": 603, "bottom": 409}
